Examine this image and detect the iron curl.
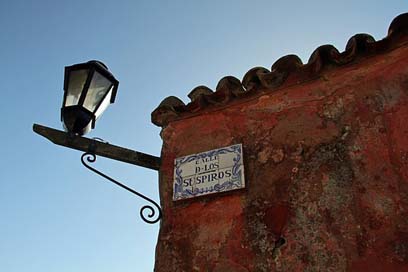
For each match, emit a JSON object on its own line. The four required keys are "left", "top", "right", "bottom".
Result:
{"left": 81, "top": 152, "right": 162, "bottom": 224}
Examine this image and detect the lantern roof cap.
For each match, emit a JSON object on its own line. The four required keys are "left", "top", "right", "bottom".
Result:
{"left": 87, "top": 60, "right": 108, "bottom": 70}
{"left": 65, "top": 60, "right": 116, "bottom": 79}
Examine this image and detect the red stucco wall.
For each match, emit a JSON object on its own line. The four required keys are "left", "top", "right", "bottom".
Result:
{"left": 153, "top": 14, "right": 408, "bottom": 272}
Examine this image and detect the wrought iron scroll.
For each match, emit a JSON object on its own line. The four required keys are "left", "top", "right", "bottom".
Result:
{"left": 81, "top": 152, "right": 162, "bottom": 224}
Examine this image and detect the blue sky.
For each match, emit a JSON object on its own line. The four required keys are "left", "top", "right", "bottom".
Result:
{"left": 0, "top": 1, "right": 406, "bottom": 271}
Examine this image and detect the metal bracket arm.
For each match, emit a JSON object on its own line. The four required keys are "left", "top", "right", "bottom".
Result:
{"left": 81, "top": 152, "right": 162, "bottom": 224}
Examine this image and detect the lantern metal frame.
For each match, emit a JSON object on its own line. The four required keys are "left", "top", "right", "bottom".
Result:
{"left": 61, "top": 60, "right": 119, "bottom": 135}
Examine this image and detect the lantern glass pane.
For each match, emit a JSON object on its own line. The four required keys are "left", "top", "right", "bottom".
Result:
{"left": 95, "top": 86, "right": 113, "bottom": 119}
{"left": 65, "top": 69, "right": 89, "bottom": 106}
{"left": 83, "top": 71, "right": 112, "bottom": 112}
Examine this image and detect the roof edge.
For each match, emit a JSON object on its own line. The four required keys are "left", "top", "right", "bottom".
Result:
{"left": 152, "top": 12, "right": 408, "bottom": 127}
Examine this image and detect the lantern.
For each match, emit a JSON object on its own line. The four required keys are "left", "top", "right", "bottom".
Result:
{"left": 61, "top": 60, "right": 119, "bottom": 135}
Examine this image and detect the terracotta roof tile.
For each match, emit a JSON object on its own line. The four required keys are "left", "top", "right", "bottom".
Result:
{"left": 152, "top": 12, "right": 408, "bottom": 127}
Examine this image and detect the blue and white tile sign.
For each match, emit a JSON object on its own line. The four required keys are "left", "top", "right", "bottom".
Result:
{"left": 173, "top": 144, "right": 245, "bottom": 201}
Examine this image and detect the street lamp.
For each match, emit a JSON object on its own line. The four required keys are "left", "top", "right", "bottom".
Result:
{"left": 62, "top": 60, "right": 119, "bottom": 135}
{"left": 33, "top": 60, "right": 162, "bottom": 224}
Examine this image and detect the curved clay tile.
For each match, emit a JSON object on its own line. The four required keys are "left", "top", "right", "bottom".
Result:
{"left": 242, "top": 67, "right": 270, "bottom": 91}
{"left": 345, "top": 34, "right": 376, "bottom": 54}
{"left": 192, "top": 76, "right": 245, "bottom": 105}
{"left": 388, "top": 12, "right": 408, "bottom": 36}
{"left": 254, "top": 54, "right": 304, "bottom": 90}
{"left": 215, "top": 76, "right": 244, "bottom": 96}
{"left": 185, "top": 86, "right": 214, "bottom": 113}
{"left": 151, "top": 96, "right": 186, "bottom": 127}
{"left": 152, "top": 12, "right": 408, "bottom": 127}
{"left": 188, "top": 86, "right": 213, "bottom": 102}
{"left": 306, "top": 45, "right": 342, "bottom": 74}
{"left": 271, "top": 54, "right": 303, "bottom": 73}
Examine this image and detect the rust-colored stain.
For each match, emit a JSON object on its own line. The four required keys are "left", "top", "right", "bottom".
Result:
{"left": 154, "top": 13, "right": 408, "bottom": 272}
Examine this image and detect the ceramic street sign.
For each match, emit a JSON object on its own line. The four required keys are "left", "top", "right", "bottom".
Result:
{"left": 173, "top": 144, "right": 245, "bottom": 201}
